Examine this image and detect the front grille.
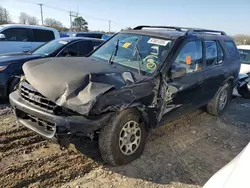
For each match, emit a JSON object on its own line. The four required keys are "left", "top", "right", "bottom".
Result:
{"left": 26, "top": 114, "right": 56, "bottom": 132}
{"left": 20, "top": 81, "right": 57, "bottom": 113}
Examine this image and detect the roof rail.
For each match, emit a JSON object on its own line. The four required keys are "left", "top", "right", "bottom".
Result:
{"left": 133, "top": 25, "right": 182, "bottom": 31}
{"left": 133, "top": 25, "right": 227, "bottom": 36}
{"left": 185, "top": 29, "right": 227, "bottom": 36}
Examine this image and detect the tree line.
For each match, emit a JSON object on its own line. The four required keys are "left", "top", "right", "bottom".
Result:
{"left": 0, "top": 6, "right": 88, "bottom": 32}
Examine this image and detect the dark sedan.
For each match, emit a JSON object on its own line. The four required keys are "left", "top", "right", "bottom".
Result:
{"left": 0, "top": 37, "right": 104, "bottom": 97}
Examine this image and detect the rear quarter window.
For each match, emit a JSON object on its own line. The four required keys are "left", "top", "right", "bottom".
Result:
{"left": 33, "top": 29, "right": 55, "bottom": 42}
{"left": 225, "top": 41, "right": 239, "bottom": 59}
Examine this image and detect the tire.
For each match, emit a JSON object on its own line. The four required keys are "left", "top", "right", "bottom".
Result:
{"left": 99, "top": 108, "right": 148, "bottom": 166}
{"left": 206, "top": 82, "right": 232, "bottom": 116}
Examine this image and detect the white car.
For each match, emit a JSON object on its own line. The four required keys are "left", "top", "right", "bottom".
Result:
{"left": 238, "top": 45, "right": 250, "bottom": 74}
{"left": 204, "top": 142, "right": 250, "bottom": 188}
{"left": 0, "top": 24, "right": 60, "bottom": 54}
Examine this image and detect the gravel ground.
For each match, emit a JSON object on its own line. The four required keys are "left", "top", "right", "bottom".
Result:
{"left": 0, "top": 98, "right": 250, "bottom": 188}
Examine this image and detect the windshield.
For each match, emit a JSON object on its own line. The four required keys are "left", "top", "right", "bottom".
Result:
{"left": 91, "top": 33, "right": 172, "bottom": 75}
{"left": 31, "top": 40, "right": 69, "bottom": 56}
{"left": 238, "top": 49, "right": 250, "bottom": 65}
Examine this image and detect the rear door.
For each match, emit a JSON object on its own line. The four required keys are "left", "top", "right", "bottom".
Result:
{"left": 32, "top": 29, "right": 55, "bottom": 50}
{"left": 1, "top": 28, "right": 32, "bottom": 53}
{"left": 202, "top": 40, "right": 227, "bottom": 102}
{"left": 159, "top": 40, "right": 206, "bottom": 124}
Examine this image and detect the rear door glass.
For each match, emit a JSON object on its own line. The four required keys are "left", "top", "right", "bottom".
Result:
{"left": 217, "top": 42, "right": 224, "bottom": 64}
{"left": 205, "top": 41, "right": 225, "bottom": 67}
{"left": 77, "top": 41, "right": 94, "bottom": 56}
{"left": 60, "top": 41, "right": 94, "bottom": 57}
{"left": 33, "top": 29, "right": 55, "bottom": 42}
{"left": 205, "top": 41, "right": 217, "bottom": 66}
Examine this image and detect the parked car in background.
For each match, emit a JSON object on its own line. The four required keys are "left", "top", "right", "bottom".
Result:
{"left": 67, "top": 32, "right": 103, "bottom": 39}
{"left": 234, "top": 45, "right": 250, "bottom": 98}
{"left": 204, "top": 142, "right": 250, "bottom": 188}
{"left": 101, "top": 34, "right": 112, "bottom": 40}
{"left": 0, "top": 24, "right": 60, "bottom": 54}
{"left": 10, "top": 25, "right": 240, "bottom": 166}
{"left": 238, "top": 45, "right": 250, "bottom": 74}
{"left": 0, "top": 37, "right": 103, "bottom": 97}
{"left": 59, "top": 32, "right": 69, "bottom": 38}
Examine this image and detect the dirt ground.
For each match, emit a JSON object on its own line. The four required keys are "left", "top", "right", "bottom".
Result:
{"left": 1, "top": 98, "right": 250, "bottom": 188}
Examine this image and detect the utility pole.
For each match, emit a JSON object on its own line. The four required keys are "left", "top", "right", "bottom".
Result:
{"left": 69, "top": 11, "right": 73, "bottom": 31}
{"left": 108, "top": 20, "right": 111, "bottom": 34}
{"left": 38, "top": 4, "right": 44, "bottom": 25}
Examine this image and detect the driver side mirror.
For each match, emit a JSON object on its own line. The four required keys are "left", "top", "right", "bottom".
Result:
{"left": 171, "top": 66, "right": 186, "bottom": 79}
{"left": 0, "top": 34, "right": 6, "bottom": 41}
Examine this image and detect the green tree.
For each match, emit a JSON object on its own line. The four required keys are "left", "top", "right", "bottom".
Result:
{"left": 74, "top": 16, "right": 88, "bottom": 32}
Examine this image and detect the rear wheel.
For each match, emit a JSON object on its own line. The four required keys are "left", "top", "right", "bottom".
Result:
{"left": 206, "top": 83, "right": 232, "bottom": 116}
{"left": 99, "top": 108, "right": 148, "bottom": 166}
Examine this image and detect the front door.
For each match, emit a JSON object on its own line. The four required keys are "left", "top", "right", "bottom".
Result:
{"left": 159, "top": 40, "right": 205, "bottom": 125}
{"left": 1, "top": 28, "right": 32, "bottom": 53}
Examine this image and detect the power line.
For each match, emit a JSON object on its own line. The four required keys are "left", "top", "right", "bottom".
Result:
{"left": 14, "top": 0, "right": 118, "bottom": 31}
{"left": 19, "top": 0, "right": 110, "bottom": 22}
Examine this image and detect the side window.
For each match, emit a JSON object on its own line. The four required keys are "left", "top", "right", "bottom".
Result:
{"left": 217, "top": 42, "right": 224, "bottom": 64}
{"left": 92, "top": 41, "right": 103, "bottom": 49}
{"left": 225, "top": 41, "right": 239, "bottom": 59}
{"left": 174, "top": 41, "right": 203, "bottom": 73}
{"left": 77, "top": 41, "right": 94, "bottom": 56}
{"left": 33, "top": 29, "right": 55, "bottom": 42}
{"left": 60, "top": 42, "right": 79, "bottom": 57}
{"left": 60, "top": 41, "right": 94, "bottom": 57}
{"left": 205, "top": 41, "right": 217, "bottom": 66}
{"left": 2, "top": 28, "right": 31, "bottom": 42}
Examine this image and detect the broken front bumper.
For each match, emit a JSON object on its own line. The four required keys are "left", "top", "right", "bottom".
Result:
{"left": 9, "top": 91, "right": 112, "bottom": 139}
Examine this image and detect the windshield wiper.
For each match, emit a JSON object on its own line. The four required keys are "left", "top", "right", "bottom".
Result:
{"left": 108, "top": 39, "right": 119, "bottom": 66}
{"left": 133, "top": 37, "right": 143, "bottom": 75}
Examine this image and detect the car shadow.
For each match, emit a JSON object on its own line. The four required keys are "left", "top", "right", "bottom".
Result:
{"left": 71, "top": 99, "right": 250, "bottom": 186}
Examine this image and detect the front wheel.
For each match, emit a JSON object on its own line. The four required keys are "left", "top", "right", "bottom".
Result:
{"left": 99, "top": 108, "right": 148, "bottom": 166}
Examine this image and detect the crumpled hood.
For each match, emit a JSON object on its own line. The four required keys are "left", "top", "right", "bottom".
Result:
{"left": 23, "top": 57, "right": 135, "bottom": 115}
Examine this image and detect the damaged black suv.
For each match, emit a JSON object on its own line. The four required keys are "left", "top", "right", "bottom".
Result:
{"left": 10, "top": 26, "right": 240, "bottom": 166}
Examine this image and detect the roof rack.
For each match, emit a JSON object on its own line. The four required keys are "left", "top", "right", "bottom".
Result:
{"left": 133, "top": 25, "right": 227, "bottom": 36}
{"left": 133, "top": 25, "right": 182, "bottom": 31}
{"left": 185, "top": 29, "right": 227, "bottom": 36}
